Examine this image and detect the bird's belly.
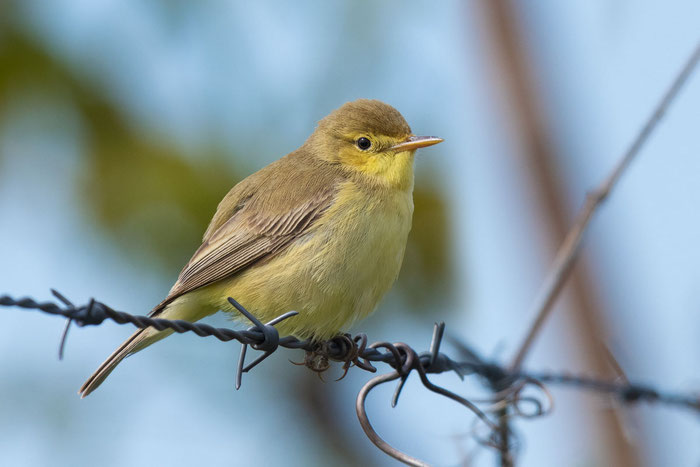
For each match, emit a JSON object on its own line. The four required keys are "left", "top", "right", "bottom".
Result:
{"left": 199, "top": 184, "right": 413, "bottom": 340}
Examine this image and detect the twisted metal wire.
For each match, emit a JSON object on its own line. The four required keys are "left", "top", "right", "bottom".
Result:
{"left": 0, "top": 290, "right": 465, "bottom": 373}
{"left": 2, "top": 290, "right": 699, "bottom": 466}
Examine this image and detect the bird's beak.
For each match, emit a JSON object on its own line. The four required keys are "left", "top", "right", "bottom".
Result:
{"left": 390, "top": 135, "right": 444, "bottom": 152}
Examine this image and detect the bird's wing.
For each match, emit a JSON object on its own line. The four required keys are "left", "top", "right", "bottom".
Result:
{"left": 170, "top": 191, "right": 334, "bottom": 297}
{"left": 151, "top": 158, "right": 341, "bottom": 315}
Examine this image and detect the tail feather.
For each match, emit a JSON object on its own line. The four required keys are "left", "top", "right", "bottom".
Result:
{"left": 78, "top": 297, "right": 176, "bottom": 398}
{"left": 78, "top": 322, "right": 173, "bottom": 398}
{"left": 79, "top": 294, "right": 211, "bottom": 397}
{"left": 78, "top": 329, "right": 139, "bottom": 398}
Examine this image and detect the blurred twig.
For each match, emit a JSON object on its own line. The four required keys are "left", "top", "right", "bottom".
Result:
{"left": 479, "top": 0, "right": 700, "bottom": 464}
{"left": 476, "top": 1, "right": 642, "bottom": 464}
{"left": 495, "top": 408, "right": 513, "bottom": 467}
{"left": 510, "top": 40, "right": 700, "bottom": 370}
{"left": 295, "top": 372, "right": 380, "bottom": 467}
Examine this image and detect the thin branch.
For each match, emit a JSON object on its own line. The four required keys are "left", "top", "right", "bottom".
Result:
{"left": 475, "top": 3, "right": 641, "bottom": 463}
{"left": 510, "top": 40, "right": 700, "bottom": 370}
{"left": 496, "top": 407, "right": 513, "bottom": 467}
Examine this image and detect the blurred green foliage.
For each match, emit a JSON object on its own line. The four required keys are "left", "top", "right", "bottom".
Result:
{"left": 0, "top": 16, "right": 453, "bottom": 311}
{"left": 0, "top": 23, "right": 240, "bottom": 272}
{"left": 87, "top": 144, "right": 239, "bottom": 271}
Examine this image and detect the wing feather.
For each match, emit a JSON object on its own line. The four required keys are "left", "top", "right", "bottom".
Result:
{"left": 158, "top": 184, "right": 337, "bottom": 309}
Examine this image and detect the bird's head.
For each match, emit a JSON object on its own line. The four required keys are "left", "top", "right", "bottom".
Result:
{"left": 307, "top": 99, "right": 442, "bottom": 190}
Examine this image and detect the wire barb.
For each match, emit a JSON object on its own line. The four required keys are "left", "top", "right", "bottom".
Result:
{"left": 51, "top": 289, "right": 76, "bottom": 360}
{"left": 355, "top": 335, "right": 505, "bottom": 466}
{"left": 228, "top": 297, "right": 299, "bottom": 389}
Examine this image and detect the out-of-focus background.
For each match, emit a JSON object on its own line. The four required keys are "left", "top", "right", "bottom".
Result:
{"left": 1, "top": 1, "right": 699, "bottom": 466}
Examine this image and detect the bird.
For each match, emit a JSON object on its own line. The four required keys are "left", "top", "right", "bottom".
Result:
{"left": 79, "top": 99, "right": 442, "bottom": 397}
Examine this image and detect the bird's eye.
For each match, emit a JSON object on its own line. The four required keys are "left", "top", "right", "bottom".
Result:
{"left": 356, "top": 137, "right": 372, "bottom": 150}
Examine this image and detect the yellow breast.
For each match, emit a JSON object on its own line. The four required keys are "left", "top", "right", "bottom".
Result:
{"left": 196, "top": 179, "right": 414, "bottom": 340}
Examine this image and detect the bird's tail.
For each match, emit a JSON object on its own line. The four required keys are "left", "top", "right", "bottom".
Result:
{"left": 78, "top": 324, "right": 173, "bottom": 398}
{"left": 79, "top": 290, "right": 216, "bottom": 397}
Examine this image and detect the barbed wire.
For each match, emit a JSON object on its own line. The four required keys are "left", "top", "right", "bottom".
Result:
{"left": 2, "top": 290, "right": 699, "bottom": 466}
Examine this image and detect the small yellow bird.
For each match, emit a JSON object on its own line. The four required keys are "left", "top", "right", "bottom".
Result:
{"left": 79, "top": 99, "right": 442, "bottom": 397}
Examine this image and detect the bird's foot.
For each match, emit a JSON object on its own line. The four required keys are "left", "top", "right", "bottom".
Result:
{"left": 290, "top": 348, "right": 331, "bottom": 378}
{"left": 290, "top": 333, "right": 376, "bottom": 381}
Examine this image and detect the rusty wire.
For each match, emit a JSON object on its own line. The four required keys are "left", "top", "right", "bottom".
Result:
{"left": 2, "top": 290, "right": 700, "bottom": 466}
